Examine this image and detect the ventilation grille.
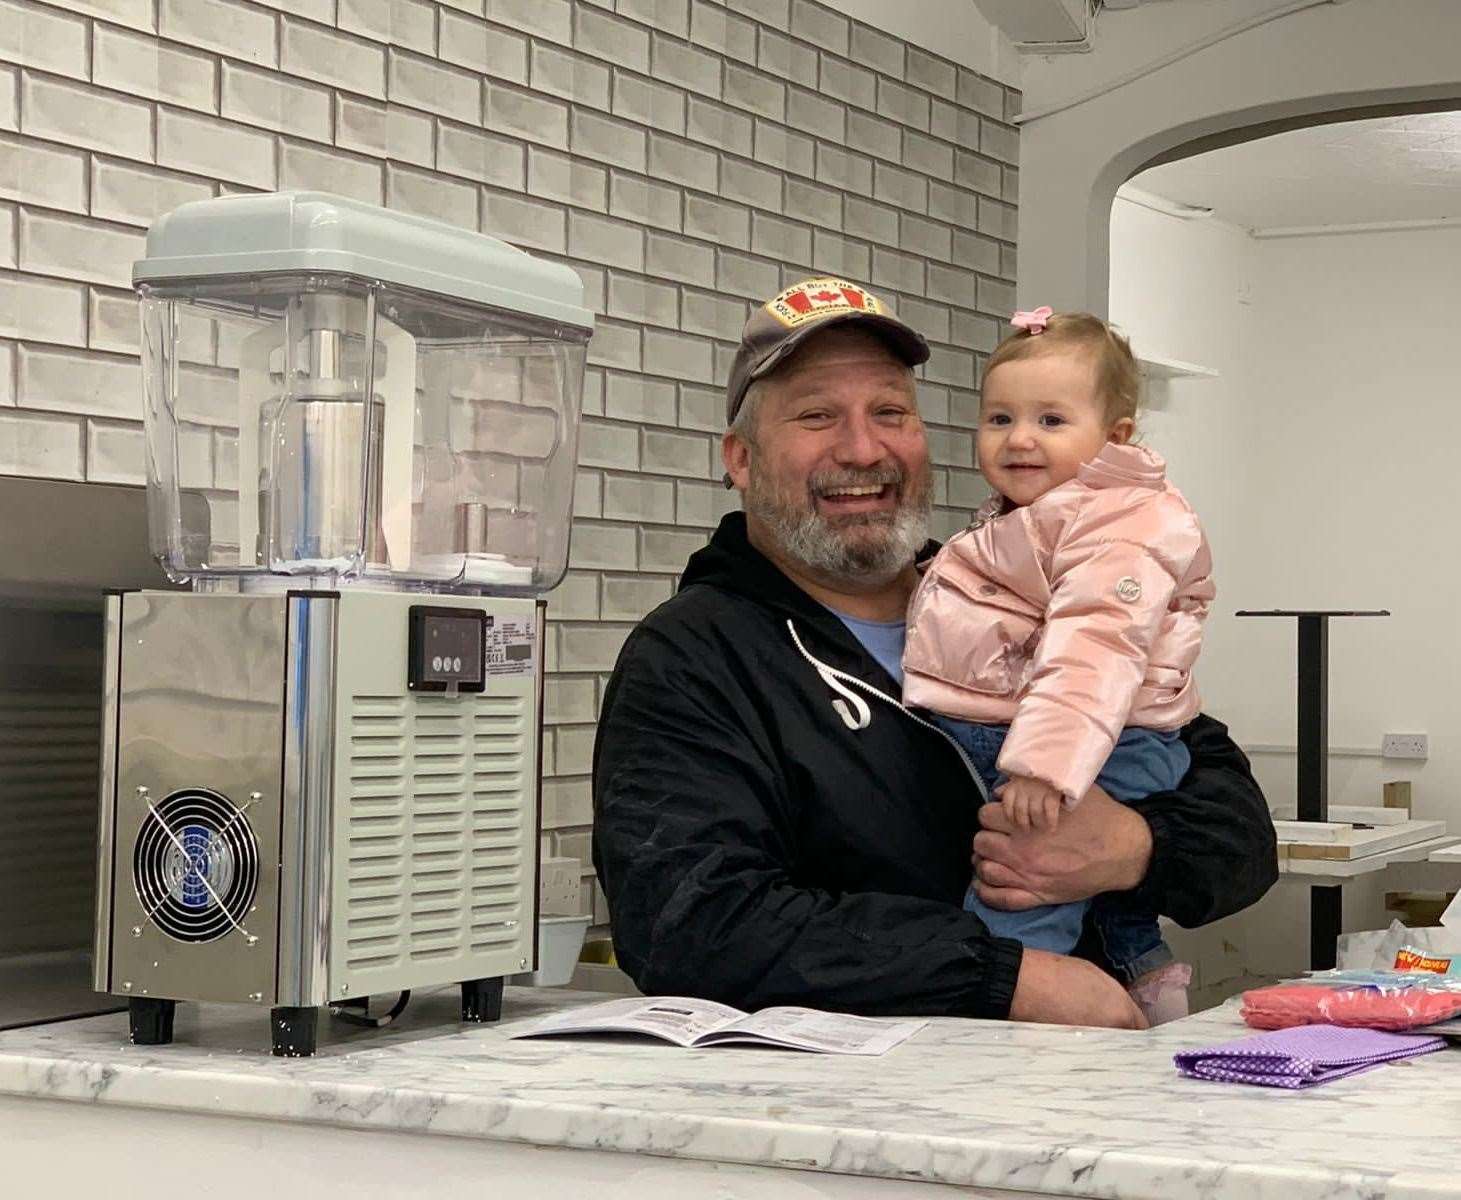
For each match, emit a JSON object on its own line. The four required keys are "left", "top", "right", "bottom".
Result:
{"left": 133, "top": 788, "right": 260, "bottom": 944}
{"left": 345, "top": 693, "right": 529, "bottom": 974}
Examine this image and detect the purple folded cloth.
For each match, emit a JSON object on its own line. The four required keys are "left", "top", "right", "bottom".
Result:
{"left": 1174, "top": 1023, "right": 1445, "bottom": 1089}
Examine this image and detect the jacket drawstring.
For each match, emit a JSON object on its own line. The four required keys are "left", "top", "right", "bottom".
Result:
{"left": 786, "top": 620, "right": 871, "bottom": 730}
{"left": 784, "top": 619, "right": 993, "bottom": 806}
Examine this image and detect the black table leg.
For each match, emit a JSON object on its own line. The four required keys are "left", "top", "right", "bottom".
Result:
{"left": 1311, "top": 886, "right": 1342, "bottom": 971}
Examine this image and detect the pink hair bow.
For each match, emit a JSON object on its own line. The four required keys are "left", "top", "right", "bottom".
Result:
{"left": 1011, "top": 306, "right": 1054, "bottom": 335}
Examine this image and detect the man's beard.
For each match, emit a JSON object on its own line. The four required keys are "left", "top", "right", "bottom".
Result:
{"left": 744, "top": 462, "right": 932, "bottom": 583}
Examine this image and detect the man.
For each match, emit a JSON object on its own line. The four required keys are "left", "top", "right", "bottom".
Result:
{"left": 591, "top": 279, "right": 1275, "bottom": 1028}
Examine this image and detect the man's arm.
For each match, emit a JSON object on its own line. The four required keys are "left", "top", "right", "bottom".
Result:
{"left": 591, "top": 624, "right": 1025, "bottom": 1019}
{"left": 973, "top": 714, "right": 1277, "bottom": 928}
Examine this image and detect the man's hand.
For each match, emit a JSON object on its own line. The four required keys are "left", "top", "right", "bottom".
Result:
{"left": 995, "top": 774, "right": 1064, "bottom": 832}
{"left": 1009, "top": 948, "right": 1147, "bottom": 1029}
{"left": 973, "top": 784, "right": 1154, "bottom": 911}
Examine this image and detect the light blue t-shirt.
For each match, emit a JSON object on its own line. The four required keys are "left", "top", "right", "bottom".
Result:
{"left": 826, "top": 608, "right": 907, "bottom": 688}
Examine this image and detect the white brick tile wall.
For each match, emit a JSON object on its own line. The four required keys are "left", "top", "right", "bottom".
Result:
{"left": 438, "top": 123, "right": 527, "bottom": 189}
{"left": 160, "top": 0, "right": 277, "bottom": 67}
{"left": 649, "top": 31, "right": 720, "bottom": 98}
{"left": 574, "top": 5, "right": 650, "bottom": 72}
{"left": 482, "top": 188, "right": 566, "bottom": 251}
{"left": 608, "top": 171, "right": 680, "bottom": 232}
{"left": 439, "top": 11, "right": 528, "bottom": 84}
{"left": 546, "top": 570, "right": 600, "bottom": 619}
{"left": 690, "top": 1, "right": 755, "bottom": 62}
{"left": 18, "top": 210, "right": 144, "bottom": 289}
{"left": 389, "top": 48, "right": 480, "bottom": 122}
{"left": 602, "top": 473, "right": 673, "bottom": 522}
{"left": 487, "top": 80, "right": 570, "bottom": 148}
{"left": 683, "top": 193, "right": 748, "bottom": 250}
{"left": 159, "top": 108, "right": 277, "bottom": 188}
{"left": 675, "top": 477, "right": 738, "bottom": 527}
{"left": 281, "top": 18, "right": 386, "bottom": 98}
{"left": 568, "top": 521, "right": 637, "bottom": 570}
{"left": 335, "top": 96, "right": 435, "bottom": 167}
{"left": 387, "top": 161, "right": 476, "bottom": 225}
{"left": 18, "top": 343, "right": 141, "bottom": 418}
{"left": 340, "top": 0, "right": 438, "bottom": 52}
{"left": 222, "top": 62, "right": 332, "bottom": 141}
{"left": 94, "top": 25, "right": 218, "bottom": 113}
{"left": 528, "top": 146, "right": 607, "bottom": 210}
{"left": 9, "top": 0, "right": 1017, "bottom": 931}
{"left": 532, "top": 42, "right": 610, "bottom": 109}
{"left": 647, "top": 133, "right": 718, "bottom": 191}
{"left": 1, "top": 134, "right": 88, "bottom": 212}
{"left": 490, "top": 0, "right": 573, "bottom": 46}
{"left": 606, "top": 271, "right": 678, "bottom": 329}
{"left": 571, "top": 108, "right": 648, "bottom": 172}
{"left": 0, "top": 341, "right": 13, "bottom": 404}
{"left": 717, "top": 156, "right": 779, "bottom": 211}
{"left": 686, "top": 96, "right": 751, "bottom": 158}
{"left": 22, "top": 75, "right": 153, "bottom": 160}
{"left": 639, "top": 524, "right": 707, "bottom": 572}
{"left": 850, "top": 23, "right": 901, "bottom": 76}
{"left": 0, "top": 409, "right": 83, "bottom": 478}
{"left": 753, "top": 118, "right": 813, "bottom": 178}
{"left": 757, "top": 28, "right": 814, "bottom": 88}
{"left": 0, "top": 66, "right": 16, "bottom": 131}
{"left": 281, "top": 140, "right": 385, "bottom": 203}
{"left": 600, "top": 572, "right": 672, "bottom": 620}
{"left": 544, "top": 675, "right": 596, "bottom": 724}
{"left": 620, "top": 0, "right": 690, "bottom": 38}
{"left": 1, "top": 0, "right": 89, "bottom": 79}
{"left": 1, "top": 270, "right": 86, "bottom": 345}
{"left": 578, "top": 418, "right": 639, "bottom": 469}
{"left": 605, "top": 370, "right": 676, "bottom": 423}
{"left": 569, "top": 210, "right": 644, "bottom": 271}
{"left": 62, "top": 0, "right": 155, "bottom": 32}
{"left": 641, "top": 425, "right": 710, "bottom": 475}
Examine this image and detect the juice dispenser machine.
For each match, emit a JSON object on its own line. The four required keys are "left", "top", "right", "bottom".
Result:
{"left": 93, "top": 193, "right": 592, "bottom": 1055}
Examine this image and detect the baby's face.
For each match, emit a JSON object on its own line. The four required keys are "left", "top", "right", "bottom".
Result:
{"left": 977, "top": 353, "right": 1126, "bottom": 508}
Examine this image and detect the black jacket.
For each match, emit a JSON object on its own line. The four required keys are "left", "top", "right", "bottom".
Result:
{"left": 592, "top": 513, "right": 1276, "bottom": 1019}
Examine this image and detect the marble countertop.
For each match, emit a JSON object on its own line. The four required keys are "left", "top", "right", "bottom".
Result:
{"left": 2, "top": 986, "right": 1459, "bottom": 1199}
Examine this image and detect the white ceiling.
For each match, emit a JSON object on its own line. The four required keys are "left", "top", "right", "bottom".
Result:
{"left": 1128, "top": 111, "right": 1461, "bottom": 232}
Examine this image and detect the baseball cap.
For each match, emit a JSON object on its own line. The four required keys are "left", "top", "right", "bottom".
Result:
{"left": 725, "top": 277, "right": 930, "bottom": 425}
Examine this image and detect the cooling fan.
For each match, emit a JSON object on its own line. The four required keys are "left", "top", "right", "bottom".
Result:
{"left": 132, "top": 788, "right": 260, "bottom": 943}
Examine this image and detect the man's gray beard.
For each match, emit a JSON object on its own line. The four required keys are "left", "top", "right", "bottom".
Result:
{"left": 745, "top": 467, "right": 932, "bottom": 584}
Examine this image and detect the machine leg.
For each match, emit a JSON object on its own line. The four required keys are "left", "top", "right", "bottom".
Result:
{"left": 271, "top": 1006, "right": 318, "bottom": 1057}
{"left": 128, "top": 997, "right": 177, "bottom": 1046}
{"left": 461, "top": 977, "right": 504, "bottom": 1023}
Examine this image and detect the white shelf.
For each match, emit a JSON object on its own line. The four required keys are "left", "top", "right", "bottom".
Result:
{"left": 1137, "top": 354, "right": 1220, "bottom": 381}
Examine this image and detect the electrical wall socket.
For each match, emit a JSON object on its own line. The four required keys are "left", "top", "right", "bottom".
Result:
{"left": 1381, "top": 733, "right": 1429, "bottom": 760}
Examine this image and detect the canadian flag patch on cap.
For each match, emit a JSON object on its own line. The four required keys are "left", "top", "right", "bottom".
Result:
{"left": 767, "top": 278, "right": 884, "bottom": 328}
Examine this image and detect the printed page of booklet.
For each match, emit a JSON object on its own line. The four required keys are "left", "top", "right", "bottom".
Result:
{"left": 509, "top": 995, "right": 926, "bottom": 1055}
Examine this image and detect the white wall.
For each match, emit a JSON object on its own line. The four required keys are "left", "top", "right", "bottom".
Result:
{"left": 1106, "top": 198, "right": 1260, "bottom": 753}
{"left": 1016, "top": 0, "right": 1461, "bottom": 313}
{"left": 828, "top": 0, "right": 1021, "bottom": 86}
{"left": 1109, "top": 201, "right": 1461, "bottom": 1003}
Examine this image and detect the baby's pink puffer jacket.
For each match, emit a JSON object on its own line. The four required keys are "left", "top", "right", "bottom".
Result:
{"left": 902, "top": 443, "right": 1214, "bottom": 804}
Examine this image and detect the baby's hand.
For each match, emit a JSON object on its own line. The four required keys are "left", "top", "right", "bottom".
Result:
{"left": 995, "top": 775, "right": 1065, "bottom": 832}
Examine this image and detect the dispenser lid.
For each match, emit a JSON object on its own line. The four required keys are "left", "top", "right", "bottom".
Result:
{"left": 133, "top": 191, "right": 593, "bottom": 332}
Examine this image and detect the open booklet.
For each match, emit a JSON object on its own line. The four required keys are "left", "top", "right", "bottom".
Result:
{"left": 509, "top": 995, "right": 927, "bottom": 1056}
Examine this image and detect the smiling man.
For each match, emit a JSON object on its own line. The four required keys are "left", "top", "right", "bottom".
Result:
{"left": 591, "top": 279, "right": 1276, "bottom": 1028}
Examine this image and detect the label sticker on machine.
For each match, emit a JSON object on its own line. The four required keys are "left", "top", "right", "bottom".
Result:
{"left": 484, "top": 615, "right": 536, "bottom": 678}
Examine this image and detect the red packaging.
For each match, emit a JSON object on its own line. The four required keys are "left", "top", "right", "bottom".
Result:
{"left": 1241, "top": 982, "right": 1461, "bottom": 1031}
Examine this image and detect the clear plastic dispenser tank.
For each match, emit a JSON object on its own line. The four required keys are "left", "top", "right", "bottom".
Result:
{"left": 135, "top": 191, "right": 594, "bottom": 594}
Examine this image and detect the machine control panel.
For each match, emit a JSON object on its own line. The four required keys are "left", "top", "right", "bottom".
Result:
{"left": 407, "top": 606, "right": 487, "bottom": 692}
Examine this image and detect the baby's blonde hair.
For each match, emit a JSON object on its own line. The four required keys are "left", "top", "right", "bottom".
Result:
{"left": 985, "top": 312, "right": 1140, "bottom": 427}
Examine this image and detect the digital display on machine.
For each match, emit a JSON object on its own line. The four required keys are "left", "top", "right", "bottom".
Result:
{"left": 407, "top": 607, "right": 486, "bottom": 692}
